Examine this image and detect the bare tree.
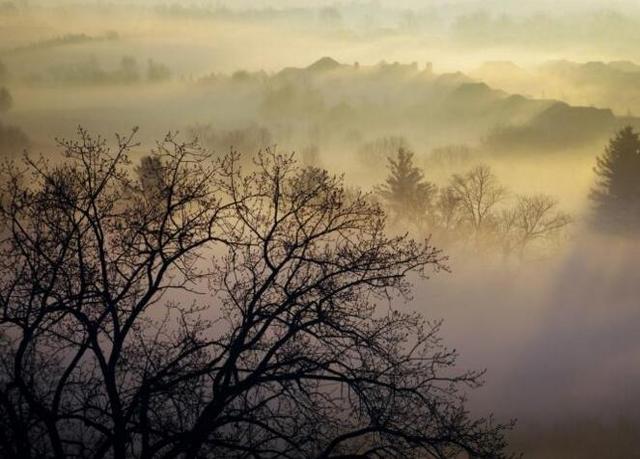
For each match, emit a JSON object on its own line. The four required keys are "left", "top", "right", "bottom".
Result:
{"left": 448, "top": 165, "right": 507, "bottom": 236}
{"left": 429, "top": 165, "right": 570, "bottom": 257}
{"left": 357, "top": 136, "right": 411, "bottom": 169}
{"left": 426, "top": 145, "right": 473, "bottom": 170}
{"left": 499, "top": 194, "right": 571, "bottom": 257}
{"left": 0, "top": 128, "right": 510, "bottom": 459}
{"left": 188, "top": 123, "right": 273, "bottom": 163}
{"left": 436, "top": 187, "right": 462, "bottom": 231}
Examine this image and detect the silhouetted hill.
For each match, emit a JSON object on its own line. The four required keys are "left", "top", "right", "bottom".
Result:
{"left": 261, "top": 57, "right": 640, "bottom": 151}
{"left": 474, "top": 58, "right": 640, "bottom": 117}
{"left": 306, "top": 56, "right": 343, "bottom": 72}
{"left": 486, "top": 102, "right": 622, "bottom": 151}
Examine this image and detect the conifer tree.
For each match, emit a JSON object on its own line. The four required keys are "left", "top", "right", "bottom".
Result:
{"left": 379, "top": 148, "right": 436, "bottom": 223}
{"left": 591, "top": 126, "right": 640, "bottom": 231}
{"left": 0, "top": 87, "right": 12, "bottom": 113}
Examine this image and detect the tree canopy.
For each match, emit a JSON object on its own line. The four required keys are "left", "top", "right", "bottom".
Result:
{"left": 0, "top": 86, "right": 12, "bottom": 112}
{"left": 378, "top": 147, "right": 436, "bottom": 224}
{"left": 591, "top": 126, "right": 640, "bottom": 232}
{"left": 0, "top": 129, "right": 510, "bottom": 459}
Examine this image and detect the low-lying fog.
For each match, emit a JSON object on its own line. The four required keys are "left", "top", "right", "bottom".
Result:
{"left": 418, "top": 235, "right": 640, "bottom": 456}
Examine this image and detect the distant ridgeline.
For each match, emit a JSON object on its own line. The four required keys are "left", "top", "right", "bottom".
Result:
{"left": 484, "top": 102, "right": 624, "bottom": 152}
{"left": 474, "top": 59, "right": 640, "bottom": 117}
{"left": 208, "top": 56, "right": 638, "bottom": 153}
{"left": 4, "top": 32, "right": 119, "bottom": 55}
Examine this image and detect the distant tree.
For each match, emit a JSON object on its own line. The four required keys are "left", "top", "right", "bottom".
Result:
{"left": 0, "top": 86, "right": 12, "bottom": 112}
{"left": 378, "top": 147, "right": 437, "bottom": 225}
{"left": 0, "top": 120, "right": 28, "bottom": 156}
{"left": 189, "top": 123, "right": 273, "bottom": 161}
{"left": 0, "top": 60, "right": 7, "bottom": 82}
{"left": 47, "top": 56, "right": 105, "bottom": 85}
{"left": 427, "top": 144, "right": 473, "bottom": 169}
{"left": 135, "top": 154, "right": 165, "bottom": 196}
{"left": 590, "top": 126, "right": 640, "bottom": 232}
{"left": 44, "top": 55, "right": 144, "bottom": 86}
{"left": 428, "top": 165, "right": 570, "bottom": 255}
{"left": 301, "top": 143, "right": 320, "bottom": 167}
{"left": 448, "top": 165, "right": 507, "bottom": 234}
{"left": 0, "top": 128, "right": 510, "bottom": 458}
{"left": 119, "top": 56, "right": 140, "bottom": 83}
{"left": 499, "top": 194, "right": 571, "bottom": 257}
{"left": 230, "top": 70, "right": 269, "bottom": 85}
{"left": 0, "top": 2, "right": 16, "bottom": 13}
{"left": 358, "top": 136, "right": 410, "bottom": 167}
{"left": 261, "top": 83, "right": 325, "bottom": 119}
{"left": 434, "top": 186, "right": 462, "bottom": 232}
{"left": 231, "top": 69, "right": 250, "bottom": 82}
{"left": 147, "top": 59, "right": 171, "bottom": 82}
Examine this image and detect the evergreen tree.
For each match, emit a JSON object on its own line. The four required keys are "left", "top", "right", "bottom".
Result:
{"left": 591, "top": 126, "right": 640, "bottom": 232}
{"left": 0, "top": 60, "right": 7, "bottom": 82}
{"left": 136, "top": 154, "right": 165, "bottom": 197}
{"left": 379, "top": 147, "right": 436, "bottom": 223}
{"left": 0, "top": 86, "right": 12, "bottom": 113}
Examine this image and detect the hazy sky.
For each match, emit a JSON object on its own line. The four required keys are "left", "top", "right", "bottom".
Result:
{"left": 29, "top": 0, "right": 640, "bottom": 12}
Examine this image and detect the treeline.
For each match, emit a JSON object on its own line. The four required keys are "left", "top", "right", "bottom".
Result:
{"left": 192, "top": 57, "right": 636, "bottom": 156}
{"left": 187, "top": 122, "right": 323, "bottom": 169}
{"left": 6, "top": 32, "right": 119, "bottom": 55}
{"left": 179, "top": 122, "right": 640, "bottom": 254}
{"left": 377, "top": 148, "right": 571, "bottom": 257}
{"left": 485, "top": 103, "right": 619, "bottom": 152}
{"left": 188, "top": 123, "right": 272, "bottom": 160}
{"left": 14, "top": 56, "right": 171, "bottom": 86}
{"left": 374, "top": 125, "right": 640, "bottom": 252}
{"left": 182, "top": 123, "right": 573, "bottom": 258}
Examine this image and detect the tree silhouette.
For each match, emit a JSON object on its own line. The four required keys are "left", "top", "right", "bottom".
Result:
{"left": 147, "top": 59, "right": 171, "bottom": 82}
{"left": 428, "top": 165, "right": 570, "bottom": 256}
{"left": 0, "top": 87, "right": 12, "bottom": 113}
{"left": 188, "top": 123, "right": 273, "bottom": 163}
{"left": 448, "top": 165, "right": 506, "bottom": 236}
{"left": 591, "top": 126, "right": 640, "bottom": 232}
{"left": 357, "top": 136, "right": 410, "bottom": 168}
{"left": 0, "top": 60, "right": 7, "bottom": 82}
{"left": 0, "top": 128, "right": 510, "bottom": 458}
{"left": 499, "top": 194, "right": 571, "bottom": 257}
{"left": 135, "top": 154, "right": 165, "bottom": 196}
{"left": 378, "top": 147, "right": 436, "bottom": 225}
{"left": 0, "top": 120, "right": 29, "bottom": 158}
